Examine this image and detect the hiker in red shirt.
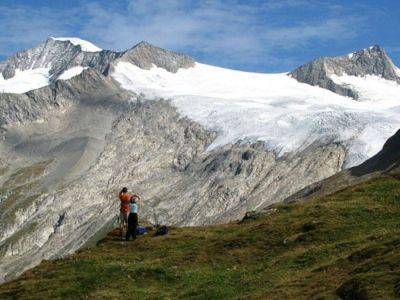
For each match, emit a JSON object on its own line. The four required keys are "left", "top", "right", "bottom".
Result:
{"left": 119, "top": 187, "right": 131, "bottom": 238}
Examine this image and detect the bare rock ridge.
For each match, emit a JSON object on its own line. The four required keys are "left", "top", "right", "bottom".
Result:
{"left": 290, "top": 45, "right": 400, "bottom": 98}
{"left": 0, "top": 38, "right": 194, "bottom": 82}
{"left": 0, "top": 38, "right": 118, "bottom": 80}
{"left": 116, "top": 41, "right": 195, "bottom": 73}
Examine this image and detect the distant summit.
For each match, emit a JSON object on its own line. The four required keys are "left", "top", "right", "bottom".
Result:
{"left": 116, "top": 41, "right": 195, "bottom": 73}
{"left": 0, "top": 38, "right": 195, "bottom": 93}
{"left": 290, "top": 45, "right": 400, "bottom": 99}
{"left": 50, "top": 37, "right": 102, "bottom": 52}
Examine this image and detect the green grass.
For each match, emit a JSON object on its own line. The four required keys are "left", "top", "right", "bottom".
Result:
{"left": 1, "top": 174, "right": 400, "bottom": 299}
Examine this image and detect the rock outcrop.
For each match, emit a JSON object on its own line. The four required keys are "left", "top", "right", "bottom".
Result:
{"left": 115, "top": 41, "right": 195, "bottom": 73}
{"left": 290, "top": 45, "right": 400, "bottom": 98}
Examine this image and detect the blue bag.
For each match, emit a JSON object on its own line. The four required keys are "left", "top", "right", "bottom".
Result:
{"left": 136, "top": 226, "right": 147, "bottom": 235}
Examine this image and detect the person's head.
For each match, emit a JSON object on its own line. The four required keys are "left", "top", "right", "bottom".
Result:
{"left": 121, "top": 187, "right": 128, "bottom": 193}
{"left": 131, "top": 194, "right": 139, "bottom": 202}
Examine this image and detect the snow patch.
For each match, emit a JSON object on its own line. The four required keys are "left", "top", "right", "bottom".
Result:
{"left": 330, "top": 73, "right": 400, "bottom": 103}
{"left": 58, "top": 66, "right": 87, "bottom": 80}
{"left": 112, "top": 62, "right": 400, "bottom": 167}
{"left": 51, "top": 37, "right": 102, "bottom": 52}
{"left": 348, "top": 53, "right": 354, "bottom": 59}
{"left": 0, "top": 68, "right": 51, "bottom": 94}
{"left": 395, "top": 66, "right": 400, "bottom": 77}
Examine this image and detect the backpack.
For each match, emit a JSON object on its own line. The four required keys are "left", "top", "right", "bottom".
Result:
{"left": 154, "top": 225, "right": 168, "bottom": 236}
{"left": 135, "top": 226, "right": 147, "bottom": 235}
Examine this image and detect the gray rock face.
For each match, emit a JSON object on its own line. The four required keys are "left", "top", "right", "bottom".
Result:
{"left": 0, "top": 39, "right": 194, "bottom": 82}
{"left": 0, "top": 68, "right": 132, "bottom": 136}
{"left": 0, "top": 38, "right": 121, "bottom": 81}
{"left": 290, "top": 45, "right": 400, "bottom": 98}
{"left": 116, "top": 41, "right": 195, "bottom": 73}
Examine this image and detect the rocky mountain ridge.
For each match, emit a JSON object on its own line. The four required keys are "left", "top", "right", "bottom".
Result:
{"left": 0, "top": 38, "right": 194, "bottom": 84}
{"left": 290, "top": 45, "right": 400, "bottom": 98}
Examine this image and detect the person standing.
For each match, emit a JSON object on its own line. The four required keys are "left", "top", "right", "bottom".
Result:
{"left": 118, "top": 187, "right": 131, "bottom": 238}
{"left": 126, "top": 195, "right": 140, "bottom": 241}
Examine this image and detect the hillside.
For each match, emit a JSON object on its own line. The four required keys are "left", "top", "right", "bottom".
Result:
{"left": 1, "top": 170, "right": 399, "bottom": 299}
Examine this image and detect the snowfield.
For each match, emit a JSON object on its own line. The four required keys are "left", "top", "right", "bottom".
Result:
{"left": 0, "top": 65, "right": 87, "bottom": 93}
{"left": 112, "top": 62, "right": 400, "bottom": 167}
{"left": 58, "top": 66, "right": 87, "bottom": 80}
{"left": 51, "top": 37, "right": 102, "bottom": 52}
{"left": 0, "top": 68, "right": 51, "bottom": 94}
{"left": 330, "top": 74, "right": 400, "bottom": 104}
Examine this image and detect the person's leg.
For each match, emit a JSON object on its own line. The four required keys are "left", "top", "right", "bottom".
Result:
{"left": 126, "top": 213, "right": 133, "bottom": 241}
{"left": 132, "top": 213, "right": 138, "bottom": 240}
{"left": 119, "top": 212, "right": 124, "bottom": 238}
{"left": 124, "top": 213, "right": 129, "bottom": 239}
{"left": 125, "top": 224, "right": 130, "bottom": 240}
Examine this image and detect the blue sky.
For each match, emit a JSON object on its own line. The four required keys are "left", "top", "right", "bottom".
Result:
{"left": 0, "top": 0, "right": 399, "bottom": 72}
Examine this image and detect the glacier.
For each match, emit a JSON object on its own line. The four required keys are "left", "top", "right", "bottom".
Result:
{"left": 112, "top": 61, "right": 400, "bottom": 167}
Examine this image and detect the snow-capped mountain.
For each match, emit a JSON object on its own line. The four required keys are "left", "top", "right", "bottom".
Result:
{"left": 0, "top": 37, "right": 399, "bottom": 283}
{"left": 290, "top": 45, "right": 400, "bottom": 98}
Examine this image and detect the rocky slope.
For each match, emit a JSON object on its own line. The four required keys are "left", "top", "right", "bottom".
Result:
{"left": 0, "top": 38, "right": 399, "bottom": 283}
{"left": 285, "top": 129, "right": 400, "bottom": 204}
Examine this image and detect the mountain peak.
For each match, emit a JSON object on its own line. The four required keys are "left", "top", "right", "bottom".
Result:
{"left": 133, "top": 41, "right": 153, "bottom": 48}
{"left": 364, "top": 44, "right": 383, "bottom": 52}
{"left": 290, "top": 45, "right": 399, "bottom": 98}
{"left": 50, "top": 37, "right": 102, "bottom": 52}
{"left": 118, "top": 41, "right": 195, "bottom": 73}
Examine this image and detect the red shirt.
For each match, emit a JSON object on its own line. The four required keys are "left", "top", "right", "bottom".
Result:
{"left": 119, "top": 192, "right": 131, "bottom": 214}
